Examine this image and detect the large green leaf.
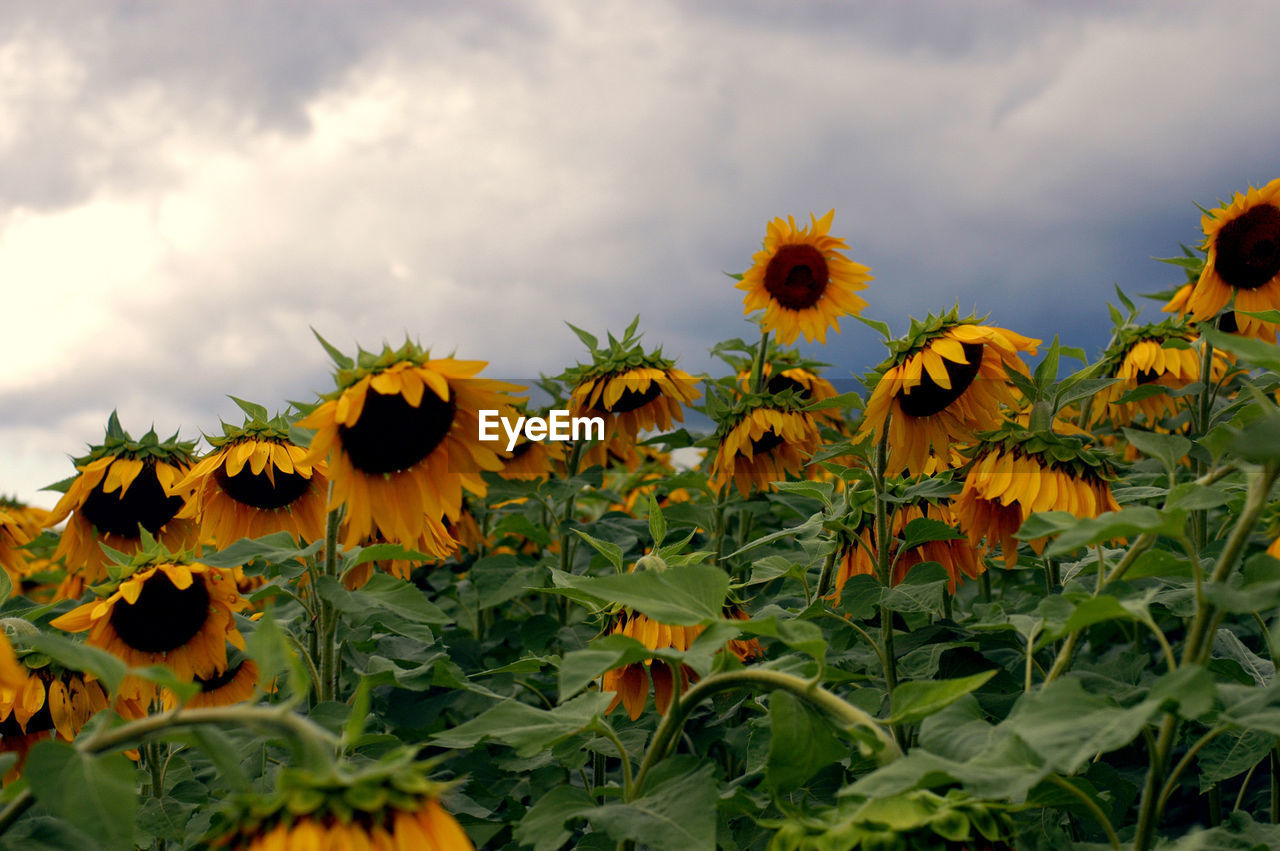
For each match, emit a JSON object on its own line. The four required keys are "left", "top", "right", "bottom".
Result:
{"left": 766, "top": 690, "right": 844, "bottom": 790}
{"left": 548, "top": 564, "right": 729, "bottom": 625}
{"left": 25, "top": 742, "right": 138, "bottom": 851}
{"left": 889, "top": 671, "right": 997, "bottom": 725}
{"left": 583, "top": 756, "right": 717, "bottom": 849}
{"left": 316, "top": 573, "right": 450, "bottom": 641}
{"left": 431, "top": 692, "right": 614, "bottom": 757}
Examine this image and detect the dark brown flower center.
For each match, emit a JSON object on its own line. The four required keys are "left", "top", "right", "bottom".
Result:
{"left": 898, "top": 342, "right": 985, "bottom": 417}
{"left": 196, "top": 660, "right": 245, "bottom": 692}
{"left": 80, "top": 461, "right": 184, "bottom": 538}
{"left": 1217, "top": 310, "right": 1239, "bottom": 334}
{"left": 109, "top": 571, "right": 211, "bottom": 653}
{"left": 596, "top": 383, "right": 663, "bottom": 414}
{"left": 215, "top": 458, "right": 311, "bottom": 510}
{"left": 0, "top": 672, "right": 54, "bottom": 736}
{"left": 750, "top": 430, "right": 786, "bottom": 454}
{"left": 339, "top": 387, "right": 456, "bottom": 474}
{"left": 1214, "top": 203, "right": 1280, "bottom": 290}
{"left": 763, "top": 244, "right": 829, "bottom": 310}
{"left": 1135, "top": 368, "right": 1161, "bottom": 385}
{"left": 765, "top": 374, "right": 810, "bottom": 399}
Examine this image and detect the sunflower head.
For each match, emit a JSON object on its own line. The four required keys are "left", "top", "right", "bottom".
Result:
{"left": 736, "top": 210, "right": 872, "bottom": 345}
{"left": 0, "top": 497, "right": 49, "bottom": 593}
{"left": 205, "top": 751, "right": 472, "bottom": 850}
{"left": 562, "top": 319, "right": 701, "bottom": 448}
{"left": 178, "top": 399, "right": 329, "bottom": 545}
{"left": 954, "top": 425, "right": 1119, "bottom": 567}
{"left": 297, "top": 335, "right": 523, "bottom": 549}
{"left": 49, "top": 545, "right": 248, "bottom": 705}
{"left": 857, "top": 309, "right": 1040, "bottom": 478}
{"left": 1176, "top": 179, "right": 1280, "bottom": 339}
{"left": 46, "top": 413, "right": 200, "bottom": 597}
{"left": 706, "top": 393, "right": 822, "bottom": 497}
{"left": 1088, "top": 318, "right": 1223, "bottom": 427}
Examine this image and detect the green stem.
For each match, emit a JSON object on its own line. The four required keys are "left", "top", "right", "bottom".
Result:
{"left": 870, "top": 429, "right": 898, "bottom": 699}
{"left": 749, "top": 329, "right": 770, "bottom": 395}
{"left": 631, "top": 669, "right": 899, "bottom": 798}
{"left": 1044, "top": 774, "right": 1121, "bottom": 851}
{"left": 318, "top": 504, "right": 341, "bottom": 703}
{"left": 1271, "top": 748, "right": 1279, "bottom": 823}
{"left": 814, "top": 545, "right": 839, "bottom": 601}
{"left": 1134, "top": 714, "right": 1179, "bottom": 850}
{"left": 559, "top": 439, "right": 586, "bottom": 575}
{"left": 592, "top": 721, "right": 634, "bottom": 800}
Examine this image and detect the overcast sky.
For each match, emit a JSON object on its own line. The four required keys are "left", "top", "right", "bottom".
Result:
{"left": 4, "top": 1, "right": 1279, "bottom": 508}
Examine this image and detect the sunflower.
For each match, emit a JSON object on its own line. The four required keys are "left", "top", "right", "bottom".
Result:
{"left": 832, "top": 501, "right": 984, "bottom": 600}
{"left": 205, "top": 757, "right": 472, "bottom": 850}
{"left": 50, "top": 559, "right": 247, "bottom": 706}
{"left": 1089, "top": 322, "right": 1227, "bottom": 426}
{"left": 45, "top": 414, "right": 200, "bottom": 599}
{"left": 737, "top": 357, "right": 843, "bottom": 424}
{"left": 343, "top": 518, "right": 458, "bottom": 590}
{"left": 564, "top": 321, "right": 701, "bottom": 459}
{"left": 0, "top": 498, "right": 47, "bottom": 594}
{"left": 1181, "top": 178, "right": 1280, "bottom": 339}
{"left": 499, "top": 435, "right": 566, "bottom": 481}
{"left": 858, "top": 312, "right": 1040, "bottom": 478}
{"left": 953, "top": 429, "right": 1120, "bottom": 568}
{"left": 177, "top": 402, "right": 329, "bottom": 547}
{"left": 0, "top": 652, "right": 110, "bottom": 782}
{"left": 737, "top": 210, "right": 872, "bottom": 345}
{"left": 298, "top": 339, "right": 523, "bottom": 552}
{"left": 709, "top": 400, "right": 822, "bottom": 497}
{"left": 602, "top": 606, "right": 761, "bottom": 721}
{"left": 162, "top": 655, "right": 261, "bottom": 710}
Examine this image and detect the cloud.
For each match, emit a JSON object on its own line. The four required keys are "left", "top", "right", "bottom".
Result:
{"left": 2, "top": 0, "right": 1280, "bottom": 506}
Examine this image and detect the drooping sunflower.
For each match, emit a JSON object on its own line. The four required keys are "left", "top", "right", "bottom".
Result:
{"left": 298, "top": 338, "right": 523, "bottom": 551}
{"left": 176, "top": 400, "right": 329, "bottom": 546}
{"left": 832, "top": 500, "right": 984, "bottom": 600}
{"left": 45, "top": 413, "right": 200, "bottom": 600}
{"left": 0, "top": 498, "right": 47, "bottom": 594}
{"left": 0, "top": 644, "right": 111, "bottom": 781}
{"left": 162, "top": 654, "right": 261, "bottom": 710}
{"left": 50, "top": 558, "right": 247, "bottom": 706}
{"left": 499, "top": 435, "right": 566, "bottom": 481}
{"left": 1088, "top": 320, "right": 1228, "bottom": 427}
{"left": 737, "top": 210, "right": 872, "bottom": 345}
{"left": 564, "top": 320, "right": 701, "bottom": 457}
{"left": 1180, "top": 178, "right": 1280, "bottom": 339}
{"left": 709, "top": 395, "right": 823, "bottom": 497}
{"left": 734, "top": 348, "right": 844, "bottom": 423}
{"left": 954, "top": 427, "right": 1120, "bottom": 568}
{"left": 343, "top": 517, "right": 458, "bottom": 590}
{"left": 858, "top": 311, "right": 1041, "bottom": 478}
{"left": 602, "top": 605, "right": 761, "bottom": 721}
{"left": 205, "top": 754, "right": 473, "bottom": 850}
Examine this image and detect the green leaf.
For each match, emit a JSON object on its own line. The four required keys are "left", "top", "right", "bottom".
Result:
{"left": 1123, "top": 428, "right": 1191, "bottom": 472}
{"left": 20, "top": 632, "right": 127, "bottom": 694}
{"left": 316, "top": 574, "right": 450, "bottom": 642}
{"left": 732, "top": 614, "right": 827, "bottom": 662}
{"left": 1202, "top": 325, "right": 1280, "bottom": 372}
{"left": 136, "top": 798, "right": 195, "bottom": 842}
{"left": 311, "top": 328, "right": 354, "bottom": 369}
{"left": 199, "top": 531, "right": 324, "bottom": 568}
{"left": 565, "top": 322, "right": 599, "bottom": 352}
{"left": 766, "top": 690, "right": 844, "bottom": 790}
{"left": 431, "top": 692, "right": 614, "bottom": 757}
{"left": 25, "top": 742, "right": 138, "bottom": 851}
{"left": 1018, "top": 507, "right": 1185, "bottom": 557}
{"left": 899, "top": 517, "right": 966, "bottom": 552}
{"left": 880, "top": 562, "right": 949, "bottom": 613}
{"left": 571, "top": 530, "right": 625, "bottom": 572}
{"left": 515, "top": 786, "right": 598, "bottom": 851}
{"left": 646, "top": 492, "right": 667, "bottom": 549}
{"left": 890, "top": 671, "right": 997, "bottom": 725}
{"left": 183, "top": 726, "right": 253, "bottom": 792}
{"left": 228, "top": 396, "right": 270, "bottom": 423}
{"left": 246, "top": 606, "right": 309, "bottom": 700}
{"left": 584, "top": 756, "right": 716, "bottom": 849}
{"left": 548, "top": 564, "right": 729, "bottom": 626}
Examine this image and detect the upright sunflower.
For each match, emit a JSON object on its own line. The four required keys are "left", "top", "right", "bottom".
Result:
{"left": 564, "top": 319, "right": 701, "bottom": 456}
{"left": 1172, "top": 178, "right": 1280, "bottom": 339}
{"left": 953, "top": 427, "right": 1120, "bottom": 568}
{"left": 45, "top": 413, "right": 199, "bottom": 599}
{"left": 1088, "top": 320, "right": 1227, "bottom": 427}
{"left": 298, "top": 338, "right": 523, "bottom": 551}
{"left": 708, "top": 395, "right": 822, "bottom": 497}
{"left": 737, "top": 210, "right": 872, "bottom": 345}
{"left": 0, "top": 498, "right": 47, "bottom": 594}
{"left": 50, "top": 553, "right": 247, "bottom": 707}
{"left": 176, "top": 399, "right": 328, "bottom": 546}
{"left": 205, "top": 754, "right": 473, "bottom": 850}
{"left": 857, "top": 311, "right": 1040, "bottom": 478}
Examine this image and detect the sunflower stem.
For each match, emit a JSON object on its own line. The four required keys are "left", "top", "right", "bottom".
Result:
{"left": 870, "top": 428, "right": 899, "bottom": 703}
{"left": 318, "top": 504, "right": 341, "bottom": 704}
{"left": 749, "top": 329, "right": 770, "bottom": 395}
{"left": 630, "top": 669, "right": 899, "bottom": 800}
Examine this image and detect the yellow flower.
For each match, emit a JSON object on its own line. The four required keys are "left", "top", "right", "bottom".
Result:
{"left": 1090, "top": 335, "right": 1227, "bottom": 427}
{"left": 0, "top": 499, "right": 47, "bottom": 595}
{"left": 51, "top": 561, "right": 247, "bottom": 706}
{"left": 737, "top": 211, "right": 871, "bottom": 345}
{"left": 858, "top": 321, "right": 1040, "bottom": 478}
{"left": 0, "top": 655, "right": 110, "bottom": 783}
{"left": 162, "top": 657, "right": 261, "bottom": 711}
{"left": 1182, "top": 178, "right": 1280, "bottom": 339}
{"left": 299, "top": 352, "right": 522, "bottom": 552}
{"left": 569, "top": 366, "right": 701, "bottom": 445}
{"left": 832, "top": 502, "right": 984, "bottom": 599}
{"left": 177, "top": 437, "right": 328, "bottom": 545}
{"left": 709, "top": 405, "right": 822, "bottom": 497}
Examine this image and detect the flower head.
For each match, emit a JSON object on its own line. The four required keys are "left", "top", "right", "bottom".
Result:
{"left": 737, "top": 211, "right": 871, "bottom": 345}
{"left": 708, "top": 399, "right": 822, "bottom": 497}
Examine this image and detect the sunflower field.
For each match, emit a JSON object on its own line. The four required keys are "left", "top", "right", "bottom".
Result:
{"left": 4, "top": 181, "right": 1280, "bottom": 850}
